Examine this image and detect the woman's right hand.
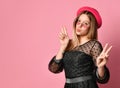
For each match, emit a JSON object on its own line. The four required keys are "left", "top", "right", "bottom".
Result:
{"left": 58, "top": 26, "right": 69, "bottom": 52}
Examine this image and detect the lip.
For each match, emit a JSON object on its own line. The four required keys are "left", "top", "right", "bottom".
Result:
{"left": 76, "top": 29, "right": 81, "bottom": 32}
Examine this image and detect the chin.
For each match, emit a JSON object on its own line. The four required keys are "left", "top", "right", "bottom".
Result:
{"left": 76, "top": 32, "right": 81, "bottom": 36}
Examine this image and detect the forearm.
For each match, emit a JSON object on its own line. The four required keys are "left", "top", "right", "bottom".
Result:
{"left": 56, "top": 46, "right": 65, "bottom": 60}
{"left": 97, "top": 66, "right": 105, "bottom": 78}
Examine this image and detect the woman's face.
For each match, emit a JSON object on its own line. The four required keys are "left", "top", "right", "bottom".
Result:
{"left": 75, "top": 14, "right": 90, "bottom": 36}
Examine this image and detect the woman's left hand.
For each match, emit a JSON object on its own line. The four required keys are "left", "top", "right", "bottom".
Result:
{"left": 96, "top": 43, "right": 112, "bottom": 68}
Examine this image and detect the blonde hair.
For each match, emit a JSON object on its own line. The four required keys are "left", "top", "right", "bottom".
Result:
{"left": 66, "top": 11, "right": 98, "bottom": 51}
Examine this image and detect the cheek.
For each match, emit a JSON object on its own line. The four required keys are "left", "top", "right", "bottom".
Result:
{"left": 82, "top": 27, "right": 90, "bottom": 34}
{"left": 85, "top": 28, "right": 90, "bottom": 32}
{"left": 85, "top": 27, "right": 90, "bottom": 31}
{"left": 82, "top": 27, "right": 90, "bottom": 31}
{"left": 83, "top": 25, "right": 89, "bottom": 28}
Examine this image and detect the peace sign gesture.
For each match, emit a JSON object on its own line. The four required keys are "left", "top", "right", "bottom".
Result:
{"left": 96, "top": 43, "right": 112, "bottom": 68}
{"left": 58, "top": 26, "right": 70, "bottom": 52}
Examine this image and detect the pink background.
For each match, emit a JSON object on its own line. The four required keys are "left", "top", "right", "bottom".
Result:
{"left": 0, "top": 0, "right": 120, "bottom": 88}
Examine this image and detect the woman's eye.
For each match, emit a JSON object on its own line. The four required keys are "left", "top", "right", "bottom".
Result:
{"left": 84, "top": 23, "right": 88, "bottom": 25}
{"left": 77, "top": 20, "right": 80, "bottom": 23}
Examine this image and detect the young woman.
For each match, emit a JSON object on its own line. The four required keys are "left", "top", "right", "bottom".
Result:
{"left": 48, "top": 6, "right": 112, "bottom": 88}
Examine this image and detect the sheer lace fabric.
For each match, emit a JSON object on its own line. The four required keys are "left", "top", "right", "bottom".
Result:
{"left": 73, "top": 40, "right": 103, "bottom": 64}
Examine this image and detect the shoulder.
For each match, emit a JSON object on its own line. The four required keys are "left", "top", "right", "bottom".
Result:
{"left": 90, "top": 39, "right": 103, "bottom": 50}
{"left": 90, "top": 39, "right": 102, "bottom": 46}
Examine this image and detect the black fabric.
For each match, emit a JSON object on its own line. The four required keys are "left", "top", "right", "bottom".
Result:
{"left": 48, "top": 56, "right": 63, "bottom": 73}
{"left": 48, "top": 40, "right": 110, "bottom": 88}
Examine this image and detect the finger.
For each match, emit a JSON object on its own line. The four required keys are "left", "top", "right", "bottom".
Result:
{"left": 59, "top": 31, "right": 64, "bottom": 36}
{"left": 58, "top": 35, "right": 62, "bottom": 40}
{"left": 61, "top": 26, "right": 65, "bottom": 35}
{"left": 59, "top": 34, "right": 64, "bottom": 40}
{"left": 60, "top": 29, "right": 66, "bottom": 37}
{"left": 102, "top": 43, "right": 109, "bottom": 53}
{"left": 59, "top": 32, "right": 64, "bottom": 39}
{"left": 63, "top": 26, "right": 68, "bottom": 36}
{"left": 105, "top": 54, "right": 109, "bottom": 59}
{"left": 98, "top": 55, "right": 105, "bottom": 60}
{"left": 105, "top": 46, "right": 112, "bottom": 55}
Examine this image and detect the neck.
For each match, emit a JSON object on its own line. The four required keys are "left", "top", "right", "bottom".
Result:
{"left": 78, "top": 36, "right": 91, "bottom": 45}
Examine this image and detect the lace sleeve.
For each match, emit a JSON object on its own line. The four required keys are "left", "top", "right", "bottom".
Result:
{"left": 90, "top": 41, "right": 103, "bottom": 60}
{"left": 94, "top": 66, "right": 110, "bottom": 84}
{"left": 48, "top": 56, "right": 63, "bottom": 73}
{"left": 91, "top": 41, "right": 110, "bottom": 83}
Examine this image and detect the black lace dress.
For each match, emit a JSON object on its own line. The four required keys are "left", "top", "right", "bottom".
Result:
{"left": 48, "top": 40, "right": 110, "bottom": 88}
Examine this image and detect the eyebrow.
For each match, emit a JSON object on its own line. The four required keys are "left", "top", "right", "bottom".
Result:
{"left": 77, "top": 19, "right": 90, "bottom": 23}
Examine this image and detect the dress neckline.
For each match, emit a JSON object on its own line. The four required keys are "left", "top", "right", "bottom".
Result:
{"left": 78, "top": 39, "right": 93, "bottom": 47}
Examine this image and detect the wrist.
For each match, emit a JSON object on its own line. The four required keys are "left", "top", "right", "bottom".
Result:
{"left": 97, "top": 66, "right": 105, "bottom": 78}
{"left": 97, "top": 65, "right": 105, "bottom": 69}
{"left": 97, "top": 66, "right": 105, "bottom": 71}
{"left": 56, "top": 48, "right": 64, "bottom": 60}
{"left": 59, "top": 46, "right": 66, "bottom": 53}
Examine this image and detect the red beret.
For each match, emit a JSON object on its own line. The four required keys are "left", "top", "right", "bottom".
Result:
{"left": 76, "top": 6, "right": 102, "bottom": 29}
